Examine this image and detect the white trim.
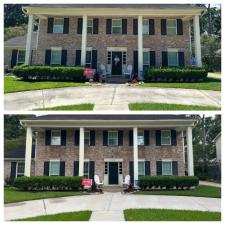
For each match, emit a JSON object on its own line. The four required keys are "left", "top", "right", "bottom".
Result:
{"left": 51, "top": 47, "right": 62, "bottom": 51}
{"left": 53, "top": 17, "right": 64, "bottom": 34}
{"left": 167, "top": 48, "right": 178, "bottom": 52}
{"left": 107, "top": 47, "right": 127, "bottom": 52}
{"left": 104, "top": 158, "right": 123, "bottom": 162}
{"left": 111, "top": 18, "right": 122, "bottom": 34}
{"left": 49, "top": 159, "right": 60, "bottom": 176}
{"left": 86, "top": 47, "right": 93, "bottom": 51}
{"left": 87, "top": 18, "right": 93, "bottom": 34}
{"left": 162, "top": 160, "right": 173, "bottom": 176}
{"left": 108, "top": 130, "right": 118, "bottom": 146}
{"left": 167, "top": 19, "right": 177, "bottom": 35}
{"left": 161, "top": 130, "right": 172, "bottom": 145}
{"left": 50, "top": 129, "right": 61, "bottom": 146}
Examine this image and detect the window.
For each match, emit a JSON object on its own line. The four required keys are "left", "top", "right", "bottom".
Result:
{"left": 112, "top": 19, "right": 122, "bottom": 34}
{"left": 17, "top": 50, "right": 25, "bottom": 65}
{"left": 143, "top": 19, "right": 149, "bottom": 34}
{"left": 86, "top": 51, "right": 92, "bottom": 68}
{"left": 162, "top": 161, "right": 172, "bottom": 175}
{"left": 143, "top": 52, "right": 150, "bottom": 66}
{"left": 108, "top": 131, "right": 118, "bottom": 146}
{"left": 104, "top": 162, "right": 108, "bottom": 174}
{"left": 122, "top": 52, "right": 127, "bottom": 65}
{"left": 161, "top": 130, "right": 171, "bottom": 145}
{"left": 51, "top": 49, "right": 61, "bottom": 65}
{"left": 49, "top": 161, "right": 60, "bottom": 176}
{"left": 84, "top": 131, "right": 90, "bottom": 145}
{"left": 53, "top": 18, "right": 64, "bottom": 33}
{"left": 16, "top": 162, "right": 25, "bottom": 177}
{"left": 119, "top": 162, "right": 123, "bottom": 174}
{"left": 138, "top": 161, "right": 145, "bottom": 179}
{"left": 87, "top": 19, "right": 93, "bottom": 34}
{"left": 138, "top": 130, "right": 144, "bottom": 146}
{"left": 83, "top": 162, "right": 89, "bottom": 178}
{"left": 107, "top": 52, "right": 112, "bottom": 64}
{"left": 167, "top": 19, "right": 177, "bottom": 35}
{"left": 51, "top": 130, "right": 61, "bottom": 145}
{"left": 168, "top": 50, "right": 178, "bottom": 67}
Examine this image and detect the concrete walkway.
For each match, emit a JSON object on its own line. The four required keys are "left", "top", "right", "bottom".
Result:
{"left": 4, "top": 192, "right": 221, "bottom": 221}
{"left": 200, "top": 181, "right": 221, "bottom": 187}
{"left": 4, "top": 84, "right": 221, "bottom": 111}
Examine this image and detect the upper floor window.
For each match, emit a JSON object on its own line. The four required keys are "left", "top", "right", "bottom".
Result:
{"left": 162, "top": 160, "right": 172, "bottom": 175}
{"left": 108, "top": 130, "right": 118, "bottom": 146}
{"left": 17, "top": 50, "right": 25, "bottom": 65}
{"left": 168, "top": 49, "right": 178, "bottom": 67}
{"left": 167, "top": 19, "right": 177, "bottom": 35}
{"left": 143, "top": 19, "right": 149, "bottom": 35}
{"left": 51, "top": 48, "right": 61, "bottom": 65}
{"left": 51, "top": 130, "right": 61, "bottom": 145}
{"left": 86, "top": 51, "right": 92, "bottom": 68}
{"left": 87, "top": 19, "right": 93, "bottom": 34}
{"left": 17, "top": 162, "right": 25, "bottom": 177}
{"left": 84, "top": 131, "right": 90, "bottom": 145}
{"left": 161, "top": 130, "right": 171, "bottom": 145}
{"left": 53, "top": 18, "right": 64, "bottom": 33}
{"left": 112, "top": 19, "right": 122, "bottom": 34}
{"left": 138, "top": 130, "right": 144, "bottom": 146}
{"left": 49, "top": 160, "right": 60, "bottom": 176}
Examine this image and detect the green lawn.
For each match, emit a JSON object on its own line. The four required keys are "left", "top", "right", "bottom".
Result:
{"left": 134, "top": 185, "right": 221, "bottom": 198}
{"left": 35, "top": 104, "right": 94, "bottom": 111}
{"left": 16, "top": 211, "right": 92, "bottom": 221}
{"left": 4, "top": 188, "right": 86, "bottom": 204}
{"left": 140, "top": 78, "right": 221, "bottom": 91}
{"left": 4, "top": 76, "right": 87, "bottom": 93}
{"left": 124, "top": 209, "right": 221, "bottom": 221}
{"left": 129, "top": 103, "right": 221, "bottom": 111}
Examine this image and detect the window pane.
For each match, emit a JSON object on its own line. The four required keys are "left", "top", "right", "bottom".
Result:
{"left": 51, "top": 130, "right": 61, "bottom": 145}
{"left": 143, "top": 52, "right": 149, "bottom": 65}
{"left": 84, "top": 131, "right": 90, "bottom": 145}
{"left": 83, "top": 162, "right": 89, "bottom": 178}
{"left": 50, "top": 161, "right": 60, "bottom": 176}
{"left": 138, "top": 162, "right": 145, "bottom": 176}
{"left": 53, "top": 19, "right": 64, "bottom": 33}
{"left": 17, "top": 51, "right": 25, "bottom": 64}
{"left": 17, "top": 162, "right": 25, "bottom": 174}
{"left": 168, "top": 52, "right": 178, "bottom": 67}
{"left": 162, "top": 161, "right": 172, "bottom": 175}
{"left": 86, "top": 51, "right": 92, "bottom": 63}
{"left": 112, "top": 20, "right": 122, "bottom": 26}
{"left": 167, "top": 20, "right": 176, "bottom": 35}
{"left": 51, "top": 50, "right": 61, "bottom": 65}
{"left": 138, "top": 130, "right": 144, "bottom": 145}
{"left": 143, "top": 20, "right": 149, "bottom": 34}
{"left": 87, "top": 19, "right": 93, "bottom": 34}
{"left": 108, "top": 131, "right": 118, "bottom": 146}
{"left": 87, "top": 19, "right": 93, "bottom": 27}
{"left": 161, "top": 130, "right": 171, "bottom": 145}
{"left": 112, "top": 27, "right": 121, "bottom": 34}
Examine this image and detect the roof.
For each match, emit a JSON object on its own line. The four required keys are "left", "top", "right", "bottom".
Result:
{"left": 4, "top": 144, "right": 35, "bottom": 159}
{"left": 4, "top": 33, "right": 37, "bottom": 49}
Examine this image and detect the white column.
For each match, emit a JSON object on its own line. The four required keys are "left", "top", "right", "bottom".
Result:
{"left": 193, "top": 15, "right": 202, "bottom": 67}
{"left": 186, "top": 127, "right": 194, "bottom": 176}
{"left": 24, "top": 127, "right": 32, "bottom": 177}
{"left": 79, "top": 127, "right": 84, "bottom": 176}
{"left": 133, "top": 127, "right": 138, "bottom": 181}
{"left": 25, "top": 14, "right": 34, "bottom": 65}
{"left": 138, "top": 16, "right": 143, "bottom": 79}
{"left": 81, "top": 15, "right": 87, "bottom": 66}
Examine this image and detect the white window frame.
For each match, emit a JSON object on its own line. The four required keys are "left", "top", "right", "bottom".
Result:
{"left": 83, "top": 161, "right": 89, "bottom": 178}
{"left": 51, "top": 129, "right": 61, "bottom": 146}
{"left": 161, "top": 130, "right": 171, "bottom": 145}
{"left": 16, "top": 161, "right": 25, "bottom": 178}
{"left": 108, "top": 130, "right": 118, "bottom": 146}
{"left": 167, "top": 48, "right": 179, "bottom": 67}
{"left": 138, "top": 130, "right": 144, "bottom": 146}
{"left": 143, "top": 19, "right": 149, "bottom": 35}
{"left": 167, "top": 19, "right": 177, "bottom": 35}
{"left": 85, "top": 50, "right": 92, "bottom": 68}
{"left": 87, "top": 19, "right": 93, "bottom": 34}
{"left": 138, "top": 160, "right": 145, "bottom": 179}
{"left": 49, "top": 159, "right": 60, "bottom": 176}
{"left": 112, "top": 19, "right": 122, "bottom": 34}
{"left": 50, "top": 47, "right": 62, "bottom": 65}
{"left": 17, "top": 50, "right": 26, "bottom": 65}
{"left": 162, "top": 160, "right": 173, "bottom": 176}
{"left": 84, "top": 130, "right": 90, "bottom": 145}
{"left": 53, "top": 18, "right": 64, "bottom": 34}
{"left": 143, "top": 50, "right": 150, "bottom": 67}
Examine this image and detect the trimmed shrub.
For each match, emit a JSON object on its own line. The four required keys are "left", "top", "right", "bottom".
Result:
{"left": 140, "top": 176, "right": 199, "bottom": 190}
{"left": 13, "top": 176, "right": 83, "bottom": 191}
{"left": 13, "top": 65, "right": 85, "bottom": 82}
{"left": 144, "top": 67, "right": 208, "bottom": 82}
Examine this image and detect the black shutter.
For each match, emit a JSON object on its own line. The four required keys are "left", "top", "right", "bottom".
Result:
{"left": 144, "top": 130, "right": 150, "bottom": 146}
{"left": 11, "top": 50, "right": 18, "bottom": 68}
{"left": 103, "top": 130, "right": 108, "bottom": 146}
{"left": 122, "top": 19, "right": 127, "bottom": 34}
{"left": 171, "top": 129, "right": 177, "bottom": 146}
{"left": 47, "top": 18, "right": 54, "bottom": 33}
{"left": 106, "top": 19, "right": 112, "bottom": 34}
{"left": 90, "top": 130, "right": 95, "bottom": 146}
{"left": 149, "top": 19, "right": 155, "bottom": 35}
{"left": 61, "top": 130, "right": 67, "bottom": 146}
{"left": 61, "top": 50, "right": 67, "bottom": 66}
{"left": 77, "top": 18, "right": 83, "bottom": 34}
{"left": 156, "top": 130, "right": 161, "bottom": 146}
{"left": 92, "top": 50, "right": 97, "bottom": 69}
{"left": 10, "top": 162, "right": 17, "bottom": 180}
{"left": 73, "top": 161, "right": 79, "bottom": 176}
{"left": 172, "top": 161, "right": 178, "bottom": 175}
{"left": 44, "top": 161, "right": 49, "bottom": 176}
{"left": 178, "top": 52, "right": 185, "bottom": 67}
{"left": 118, "top": 130, "right": 123, "bottom": 146}
{"left": 60, "top": 161, "right": 65, "bottom": 176}
{"left": 63, "top": 18, "right": 69, "bottom": 34}
{"left": 93, "top": 18, "right": 99, "bottom": 34}
{"left": 129, "top": 130, "right": 133, "bottom": 146}
{"left": 161, "top": 19, "right": 167, "bottom": 35}
{"left": 45, "top": 129, "right": 51, "bottom": 146}
{"left": 150, "top": 51, "right": 156, "bottom": 67}
{"left": 129, "top": 161, "right": 134, "bottom": 184}
{"left": 162, "top": 51, "right": 168, "bottom": 67}
{"left": 45, "top": 49, "right": 51, "bottom": 65}
{"left": 89, "top": 161, "right": 95, "bottom": 179}
{"left": 75, "top": 50, "right": 81, "bottom": 66}
{"left": 133, "top": 51, "right": 138, "bottom": 73}
{"left": 145, "top": 161, "right": 151, "bottom": 176}
{"left": 74, "top": 130, "right": 80, "bottom": 146}
{"left": 177, "top": 19, "right": 183, "bottom": 35}
{"left": 156, "top": 161, "right": 162, "bottom": 176}
{"left": 133, "top": 19, "right": 138, "bottom": 35}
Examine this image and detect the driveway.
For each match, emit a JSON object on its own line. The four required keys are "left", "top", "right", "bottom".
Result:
{"left": 5, "top": 192, "right": 221, "bottom": 221}
{"left": 4, "top": 84, "right": 221, "bottom": 111}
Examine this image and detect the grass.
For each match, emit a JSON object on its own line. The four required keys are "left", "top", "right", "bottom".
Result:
{"left": 134, "top": 185, "right": 221, "bottom": 198}
{"left": 4, "top": 187, "right": 86, "bottom": 204}
{"left": 4, "top": 76, "right": 87, "bottom": 93}
{"left": 140, "top": 78, "right": 221, "bottom": 91}
{"left": 129, "top": 103, "right": 221, "bottom": 111}
{"left": 15, "top": 211, "right": 92, "bottom": 221}
{"left": 35, "top": 104, "right": 94, "bottom": 111}
{"left": 124, "top": 209, "right": 221, "bottom": 221}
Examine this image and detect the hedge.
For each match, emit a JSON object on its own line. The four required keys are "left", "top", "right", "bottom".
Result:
{"left": 13, "top": 65, "right": 85, "bottom": 82}
{"left": 13, "top": 176, "right": 83, "bottom": 191}
{"left": 144, "top": 67, "right": 208, "bottom": 82}
{"left": 140, "top": 176, "right": 199, "bottom": 190}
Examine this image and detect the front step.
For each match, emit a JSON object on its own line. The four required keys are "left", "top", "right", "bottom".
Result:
{"left": 103, "top": 186, "right": 122, "bottom": 193}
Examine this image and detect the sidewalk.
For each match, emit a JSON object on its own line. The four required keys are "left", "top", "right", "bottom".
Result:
{"left": 200, "top": 181, "right": 221, "bottom": 188}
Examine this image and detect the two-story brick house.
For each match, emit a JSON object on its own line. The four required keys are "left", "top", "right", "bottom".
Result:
{"left": 18, "top": 4, "right": 204, "bottom": 80}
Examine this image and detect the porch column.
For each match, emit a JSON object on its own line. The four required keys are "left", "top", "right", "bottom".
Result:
{"left": 25, "top": 14, "right": 34, "bottom": 65}
{"left": 138, "top": 16, "right": 143, "bottom": 79}
{"left": 81, "top": 15, "right": 87, "bottom": 66}
{"left": 133, "top": 127, "right": 138, "bottom": 181}
{"left": 24, "top": 127, "right": 32, "bottom": 177}
{"left": 193, "top": 15, "right": 202, "bottom": 67}
{"left": 79, "top": 127, "right": 84, "bottom": 176}
{"left": 186, "top": 127, "right": 194, "bottom": 176}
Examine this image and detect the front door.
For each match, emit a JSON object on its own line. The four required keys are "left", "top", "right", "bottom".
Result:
{"left": 111, "top": 52, "right": 122, "bottom": 75}
{"left": 108, "top": 162, "right": 118, "bottom": 185}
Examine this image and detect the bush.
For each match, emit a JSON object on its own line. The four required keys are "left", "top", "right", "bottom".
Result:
{"left": 13, "top": 176, "right": 83, "bottom": 191}
{"left": 140, "top": 176, "right": 199, "bottom": 190}
{"left": 144, "top": 67, "right": 208, "bottom": 82}
{"left": 13, "top": 65, "right": 85, "bottom": 82}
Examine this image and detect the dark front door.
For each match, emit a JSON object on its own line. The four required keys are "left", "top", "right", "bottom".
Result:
{"left": 111, "top": 52, "right": 122, "bottom": 75}
{"left": 109, "top": 162, "right": 118, "bottom": 185}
